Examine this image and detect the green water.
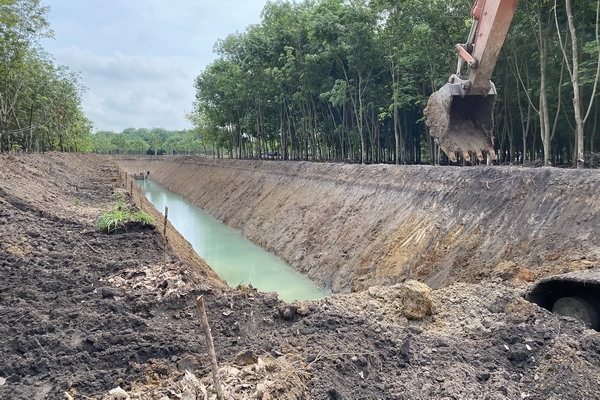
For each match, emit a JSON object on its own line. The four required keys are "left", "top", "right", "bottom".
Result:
{"left": 137, "top": 180, "right": 330, "bottom": 302}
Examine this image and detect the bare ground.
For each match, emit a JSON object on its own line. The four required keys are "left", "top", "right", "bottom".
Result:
{"left": 1, "top": 153, "right": 599, "bottom": 400}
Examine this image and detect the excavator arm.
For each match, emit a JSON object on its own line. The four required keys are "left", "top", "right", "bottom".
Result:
{"left": 424, "top": 0, "right": 520, "bottom": 162}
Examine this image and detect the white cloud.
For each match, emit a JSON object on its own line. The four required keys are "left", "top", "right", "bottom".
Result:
{"left": 53, "top": 46, "right": 196, "bottom": 131}
{"left": 56, "top": 47, "right": 179, "bottom": 80}
{"left": 41, "top": 0, "right": 267, "bottom": 132}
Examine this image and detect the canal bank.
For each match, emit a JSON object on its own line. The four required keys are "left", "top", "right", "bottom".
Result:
{"left": 116, "top": 155, "right": 600, "bottom": 293}
{"left": 136, "top": 179, "right": 329, "bottom": 302}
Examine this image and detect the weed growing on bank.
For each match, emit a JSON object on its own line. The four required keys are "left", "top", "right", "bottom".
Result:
{"left": 95, "top": 195, "right": 155, "bottom": 234}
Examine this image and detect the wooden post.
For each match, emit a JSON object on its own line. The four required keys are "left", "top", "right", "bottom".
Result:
{"left": 163, "top": 206, "right": 169, "bottom": 266}
{"left": 196, "top": 296, "right": 224, "bottom": 400}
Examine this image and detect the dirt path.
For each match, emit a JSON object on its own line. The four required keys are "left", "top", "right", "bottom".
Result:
{"left": 1, "top": 153, "right": 599, "bottom": 399}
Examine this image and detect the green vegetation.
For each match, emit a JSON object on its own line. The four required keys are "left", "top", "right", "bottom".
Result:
{"left": 6, "top": 0, "right": 597, "bottom": 166}
{"left": 0, "top": 0, "right": 92, "bottom": 153}
{"left": 184, "top": 0, "right": 600, "bottom": 166}
{"left": 95, "top": 199, "right": 155, "bottom": 234}
{"left": 96, "top": 210, "right": 129, "bottom": 234}
{"left": 131, "top": 210, "right": 155, "bottom": 226}
{"left": 91, "top": 127, "right": 207, "bottom": 156}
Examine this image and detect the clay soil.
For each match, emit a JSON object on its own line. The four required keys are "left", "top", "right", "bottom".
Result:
{"left": 1, "top": 153, "right": 600, "bottom": 400}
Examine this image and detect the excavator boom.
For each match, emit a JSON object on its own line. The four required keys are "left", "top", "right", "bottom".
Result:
{"left": 424, "top": 0, "right": 520, "bottom": 162}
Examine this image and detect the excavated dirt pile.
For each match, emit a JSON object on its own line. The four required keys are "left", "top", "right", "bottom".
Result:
{"left": 1, "top": 153, "right": 599, "bottom": 400}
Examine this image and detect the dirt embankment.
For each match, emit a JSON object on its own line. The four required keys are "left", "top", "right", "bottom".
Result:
{"left": 2, "top": 153, "right": 600, "bottom": 400}
{"left": 118, "top": 156, "right": 600, "bottom": 293}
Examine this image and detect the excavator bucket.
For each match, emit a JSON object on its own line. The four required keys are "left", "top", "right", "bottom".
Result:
{"left": 424, "top": 83, "right": 497, "bottom": 163}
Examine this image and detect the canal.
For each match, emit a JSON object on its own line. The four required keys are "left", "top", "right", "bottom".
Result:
{"left": 137, "top": 180, "right": 330, "bottom": 302}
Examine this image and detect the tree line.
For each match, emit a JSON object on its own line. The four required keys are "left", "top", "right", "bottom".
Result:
{"left": 92, "top": 128, "right": 208, "bottom": 156}
{"left": 5, "top": 0, "right": 599, "bottom": 167}
{"left": 188, "top": 0, "right": 600, "bottom": 166}
{"left": 0, "top": 0, "right": 92, "bottom": 153}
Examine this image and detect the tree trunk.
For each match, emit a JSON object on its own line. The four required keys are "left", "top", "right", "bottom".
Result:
{"left": 537, "top": 4, "right": 552, "bottom": 166}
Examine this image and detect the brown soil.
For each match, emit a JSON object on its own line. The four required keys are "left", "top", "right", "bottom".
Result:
{"left": 1, "top": 153, "right": 599, "bottom": 400}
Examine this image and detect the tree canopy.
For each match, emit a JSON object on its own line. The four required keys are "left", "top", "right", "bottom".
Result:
{"left": 0, "top": 0, "right": 92, "bottom": 152}
{"left": 188, "top": 0, "right": 600, "bottom": 166}
{"left": 6, "top": 0, "right": 599, "bottom": 166}
{"left": 91, "top": 127, "right": 206, "bottom": 156}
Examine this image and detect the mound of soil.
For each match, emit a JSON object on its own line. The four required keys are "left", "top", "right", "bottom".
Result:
{"left": 1, "top": 153, "right": 599, "bottom": 399}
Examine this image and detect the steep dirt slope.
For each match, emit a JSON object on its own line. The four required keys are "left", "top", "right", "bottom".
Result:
{"left": 118, "top": 156, "right": 600, "bottom": 293}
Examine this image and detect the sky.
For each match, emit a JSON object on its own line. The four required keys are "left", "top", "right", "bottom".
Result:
{"left": 40, "top": 0, "right": 268, "bottom": 132}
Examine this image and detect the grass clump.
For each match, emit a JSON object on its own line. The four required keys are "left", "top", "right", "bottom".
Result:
{"left": 96, "top": 210, "right": 130, "bottom": 233}
{"left": 131, "top": 210, "right": 155, "bottom": 226}
{"left": 95, "top": 200, "right": 155, "bottom": 234}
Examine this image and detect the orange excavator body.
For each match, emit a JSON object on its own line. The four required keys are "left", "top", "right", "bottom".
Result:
{"left": 424, "top": 0, "right": 520, "bottom": 163}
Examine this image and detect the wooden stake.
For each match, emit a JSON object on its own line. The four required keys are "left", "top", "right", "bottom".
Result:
{"left": 163, "top": 206, "right": 169, "bottom": 266}
{"left": 196, "top": 295, "right": 224, "bottom": 400}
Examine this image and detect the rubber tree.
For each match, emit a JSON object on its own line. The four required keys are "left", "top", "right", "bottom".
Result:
{"left": 0, "top": 0, "right": 91, "bottom": 153}
{"left": 554, "top": 0, "right": 600, "bottom": 168}
{"left": 504, "top": 0, "right": 553, "bottom": 165}
{"left": 236, "top": 24, "right": 282, "bottom": 159}
{"left": 338, "top": 0, "right": 379, "bottom": 164}
{"left": 260, "top": 1, "right": 308, "bottom": 160}
{"left": 193, "top": 56, "right": 245, "bottom": 158}
{"left": 189, "top": 0, "right": 600, "bottom": 167}
{"left": 148, "top": 133, "right": 161, "bottom": 155}
{"left": 92, "top": 131, "right": 115, "bottom": 154}
{"left": 0, "top": 0, "right": 52, "bottom": 151}
{"left": 370, "top": 0, "right": 473, "bottom": 164}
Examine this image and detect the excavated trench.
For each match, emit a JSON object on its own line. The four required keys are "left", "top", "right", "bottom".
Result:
{"left": 135, "top": 178, "right": 330, "bottom": 301}
{"left": 5, "top": 153, "right": 600, "bottom": 400}
{"left": 116, "top": 156, "right": 600, "bottom": 297}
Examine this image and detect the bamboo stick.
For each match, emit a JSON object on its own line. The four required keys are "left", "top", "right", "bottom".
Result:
{"left": 196, "top": 295, "right": 224, "bottom": 400}
{"left": 163, "top": 206, "right": 169, "bottom": 266}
